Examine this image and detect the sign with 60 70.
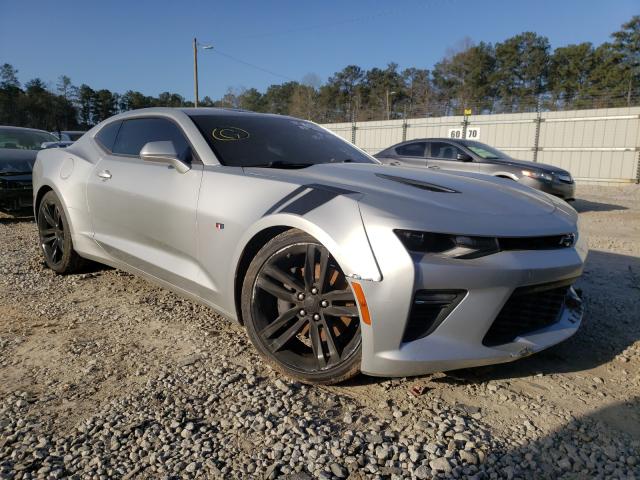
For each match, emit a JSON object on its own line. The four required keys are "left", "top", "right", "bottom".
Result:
{"left": 447, "top": 128, "right": 480, "bottom": 140}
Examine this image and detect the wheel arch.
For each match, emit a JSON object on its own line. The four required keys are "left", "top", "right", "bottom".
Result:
{"left": 234, "top": 225, "right": 292, "bottom": 325}
{"left": 34, "top": 184, "right": 54, "bottom": 217}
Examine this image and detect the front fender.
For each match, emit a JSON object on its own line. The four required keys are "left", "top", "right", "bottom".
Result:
{"left": 231, "top": 194, "right": 382, "bottom": 300}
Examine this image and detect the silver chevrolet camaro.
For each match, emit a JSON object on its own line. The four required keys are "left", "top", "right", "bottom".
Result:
{"left": 33, "top": 108, "right": 587, "bottom": 384}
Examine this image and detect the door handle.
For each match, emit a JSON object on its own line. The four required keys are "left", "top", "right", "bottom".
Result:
{"left": 97, "top": 170, "right": 112, "bottom": 179}
{"left": 427, "top": 165, "right": 440, "bottom": 169}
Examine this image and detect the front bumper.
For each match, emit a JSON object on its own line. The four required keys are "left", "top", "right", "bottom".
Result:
{"left": 519, "top": 176, "right": 575, "bottom": 200}
{"left": 0, "top": 177, "right": 33, "bottom": 212}
{"left": 356, "top": 225, "right": 587, "bottom": 377}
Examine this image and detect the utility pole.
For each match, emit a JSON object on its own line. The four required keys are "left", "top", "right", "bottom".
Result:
{"left": 386, "top": 90, "right": 396, "bottom": 120}
{"left": 193, "top": 37, "right": 199, "bottom": 108}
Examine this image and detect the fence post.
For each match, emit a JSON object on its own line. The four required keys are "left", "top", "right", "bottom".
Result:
{"left": 533, "top": 97, "right": 542, "bottom": 163}
{"left": 351, "top": 112, "right": 356, "bottom": 144}
{"left": 401, "top": 104, "right": 408, "bottom": 142}
{"left": 462, "top": 115, "right": 469, "bottom": 139}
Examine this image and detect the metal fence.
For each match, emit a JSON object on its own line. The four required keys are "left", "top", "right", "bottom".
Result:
{"left": 322, "top": 106, "right": 640, "bottom": 184}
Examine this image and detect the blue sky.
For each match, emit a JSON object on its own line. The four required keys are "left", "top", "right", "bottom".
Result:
{"left": 1, "top": 0, "right": 637, "bottom": 100}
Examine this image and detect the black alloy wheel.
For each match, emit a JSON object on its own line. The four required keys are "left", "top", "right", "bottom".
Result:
{"left": 37, "top": 191, "right": 85, "bottom": 274}
{"left": 242, "top": 230, "right": 362, "bottom": 384}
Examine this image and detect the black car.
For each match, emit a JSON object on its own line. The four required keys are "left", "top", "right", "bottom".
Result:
{"left": 0, "top": 126, "right": 61, "bottom": 212}
{"left": 375, "top": 138, "right": 576, "bottom": 200}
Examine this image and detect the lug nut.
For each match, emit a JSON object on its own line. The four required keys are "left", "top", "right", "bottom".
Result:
{"left": 313, "top": 313, "right": 321, "bottom": 321}
{"left": 297, "top": 293, "right": 305, "bottom": 301}
{"left": 311, "top": 287, "right": 318, "bottom": 295}
{"left": 299, "top": 309, "right": 306, "bottom": 316}
{"left": 320, "top": 300, "right": 329, "bottom": 308}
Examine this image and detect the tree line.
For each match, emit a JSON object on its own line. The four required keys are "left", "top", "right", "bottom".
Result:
{"left": 1, "top": 15, "right": 637, "bottom": 130}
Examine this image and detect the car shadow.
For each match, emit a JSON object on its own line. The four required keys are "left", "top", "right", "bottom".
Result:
{"left": 433, "top": 249, "right": 640, "bottom": 384}
{"left": 572, "top": 198, "right": 627, "bottom": 213}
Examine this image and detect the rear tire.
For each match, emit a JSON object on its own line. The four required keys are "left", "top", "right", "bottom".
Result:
{"left": 241, "top": 229, "right": 361, "bottom": 385}
{"left": 37, "top": 191, "right": 86, "bottom": 274}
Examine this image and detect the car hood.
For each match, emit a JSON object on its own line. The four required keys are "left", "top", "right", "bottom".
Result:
{"left": 488, "top": 157, "right": 569, "bottom": 174}
{"left": 244, "top": 163, "right": 577, "bottom": 237}
{"left": 0, "top": 148, "right": 37, "bottom": 175}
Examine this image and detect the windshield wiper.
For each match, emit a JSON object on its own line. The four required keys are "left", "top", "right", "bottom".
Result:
{"left": 247, "top": 161, "right": 314, "bottom": 169}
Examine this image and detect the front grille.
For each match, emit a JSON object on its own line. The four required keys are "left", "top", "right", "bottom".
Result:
{"left": 482, "top": 279, "right": 575, "bottom": 347}
{"left": 498, "top": 235, "right": 573, "bottom": 251}
{"left": 402, "top": 290, "right": 466, "bottom": 343}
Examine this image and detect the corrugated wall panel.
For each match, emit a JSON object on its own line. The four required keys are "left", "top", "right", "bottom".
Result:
{"left": 321, "top": 107, "right": 640, "bottom": 183}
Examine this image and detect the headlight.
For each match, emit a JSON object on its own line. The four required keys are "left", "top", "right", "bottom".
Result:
{"left": 521, "top": 170, "right": 553, "bottom": 182}
{"left": 394, "top": 230, "right": 499, "bottom": 259}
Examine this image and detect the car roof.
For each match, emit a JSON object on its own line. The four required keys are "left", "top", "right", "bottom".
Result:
{"left": 399, "top": 138, "right": 470, "bottom": 143}
{"left": 109, "top": 107, "right": 297, "bottom": 121}
{"left": 0, "top": 125, "right": 53, "bottom": 134}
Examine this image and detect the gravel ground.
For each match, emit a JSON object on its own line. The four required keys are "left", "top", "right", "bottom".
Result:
{"left": 0, "top": 185, "right": 638, "bottom": 480}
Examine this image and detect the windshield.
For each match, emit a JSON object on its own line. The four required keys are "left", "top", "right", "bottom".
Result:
{"left": 0, "top": 129, "right": 59, "bottom": 150}
{"left": 189, "top": 113, "right": 376, "bottom": 167}
{"left": 461, "top": 141, "right": 509, "bottom": 160}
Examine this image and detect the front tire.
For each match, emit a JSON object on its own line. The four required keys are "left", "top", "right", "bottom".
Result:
{"left": 241, "top": 230, "right": 361, "bottom": 384}
{"left": 37, "top": 191, "right": 85, "bottom": 274}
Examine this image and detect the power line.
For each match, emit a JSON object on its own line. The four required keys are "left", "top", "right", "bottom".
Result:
{"left": 209, "top": 49, "right": 295, "bottom": 82}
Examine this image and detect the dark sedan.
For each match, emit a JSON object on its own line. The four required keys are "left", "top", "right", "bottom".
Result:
{"left": 375, "top": 138, "right": 575, "bottom": 200}
{"left": 0, "top": 126, "right": 61, "bottom": 212}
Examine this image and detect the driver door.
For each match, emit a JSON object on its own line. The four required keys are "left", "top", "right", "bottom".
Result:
{"left": 86, "top": 117, "right": 204, "bottom": 292}
{"left": 425, "top": 141, "right": 478, "bottom": 173}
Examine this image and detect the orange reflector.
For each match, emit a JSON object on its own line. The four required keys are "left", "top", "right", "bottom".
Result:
{"left": 351, "top": 281, "right": 371, "bottom": 325}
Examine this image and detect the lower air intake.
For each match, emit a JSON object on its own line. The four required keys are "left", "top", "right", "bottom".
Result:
{"left": 402, "top": 290, "right": 466, "bottom": 343}
{"left": 482, "top": 279, "right": 575, "bottom": 347}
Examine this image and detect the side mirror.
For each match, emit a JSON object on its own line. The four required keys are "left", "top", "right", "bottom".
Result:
{"left": 456, "top": 152, "right": 472, "bottom": 162}
{"left": 140, "top": 141, "right": 191, "bottom": 174}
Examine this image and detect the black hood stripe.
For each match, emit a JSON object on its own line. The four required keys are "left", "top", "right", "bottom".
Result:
{"left": 264, "top": 184, "right": 357, "bottom": 217}
{"left": 262, "top": 185, "right": 309, "bottom": 216}
{"left": 375, "top": 173, "right": 460, "bottom": 193}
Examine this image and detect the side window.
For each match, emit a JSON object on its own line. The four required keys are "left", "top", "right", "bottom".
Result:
{"left": 395, "top": 142, "right": 426, "bottom": 157}
{"left": 95, "top": 121, "right": 122, "bottom": 152}
{"left": 112, "top": 118, "right": 191, "bottom": 161}
{"left": 428, "top": 142, "right": 465, "bottom": 161}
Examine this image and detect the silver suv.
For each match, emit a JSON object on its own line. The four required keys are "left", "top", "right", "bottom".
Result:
{"left": 375, "top": 138, "right": 575, "bottom": 201}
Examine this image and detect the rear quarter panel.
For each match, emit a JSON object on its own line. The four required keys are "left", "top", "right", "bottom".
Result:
{"left": 34, "top": 141, "right": 104, "bottom": 259}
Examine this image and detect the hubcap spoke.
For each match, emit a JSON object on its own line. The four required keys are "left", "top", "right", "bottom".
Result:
{"left": 41, "top": 232, "right": 56, "bottom": 244}
{"left": 323, "top": 289, "right": 355, "bottom": 302}
{"left": 255, "top": 276, "right": 295, "bottom": 302}
{"left": 263, "top": 265, "right": 304, "bottom": 293}
{"left": 303, "top": 244, "right": 316, "bottom": 290}
{"left": 320, "top": 315, "right": 341, "bottom": 366}
{"left": 53, "top": 206, "right": 61, "bottom": 227}
{"left": 266, "top": 316, "right": 308, "bottom": 352}
{"left": 308, "top": 321, "right": 327, "bottom": 369}
{"left": 259, "top": 307, "right": 299, "bottom": 339}
{"left": 317, "top": 247, "right": 330, "bottom": 293}
{"left": 324, "top": 305, "right": 359, "bottom": 317}
{"left": 42, "top": 205, "right": 56, "bottom": 226}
